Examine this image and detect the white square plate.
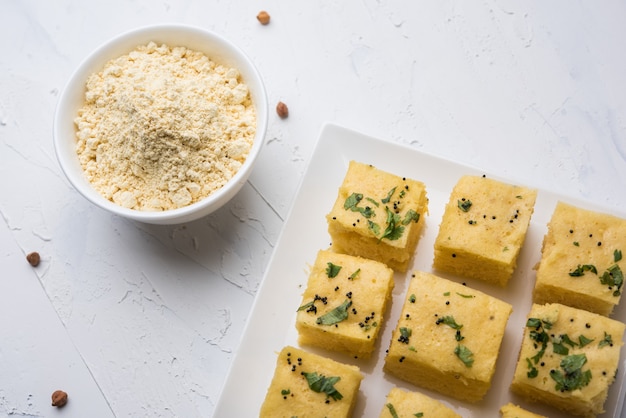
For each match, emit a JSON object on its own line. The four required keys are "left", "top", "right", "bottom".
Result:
{"left": 215, "top": 123, "right": 626, "bottom": 417}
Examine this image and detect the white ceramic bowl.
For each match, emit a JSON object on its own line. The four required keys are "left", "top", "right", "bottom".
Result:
{"left": 54, "top": 24, "right": 267, "bottom": 224}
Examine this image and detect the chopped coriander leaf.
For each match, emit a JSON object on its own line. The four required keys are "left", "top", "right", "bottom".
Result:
{"left": 457, "top": 199, "right": 472, "bottom": 212}
{"left": 281, "top": 389, "right": 291, "bottom": 396}
{"left": 297, "top": 301, "right": 315, "bottom": 312}
{"left": 436, "top": 315, "right": 463, "bottom": 330}
{"left": 615, "top": 249, "right": 623, "bottom": 262}
{"left": 599, "top": 332, "right": 614, "bottom": 348}
{"left": 368, "top": 220, "right": 380, "bottom": 235}
{"left": 526, "top": 318, "right": 550, "bottom": 364}
{"left": 365, "top": 196, "right": 380, "bottom": 207}
{"left": 443, "top": 291, "right": 451, "bottom": 296}
{"left": 578, "top": 335, "right": 594, "bottom": 347}
{"left": 344, "top": 193, "right": 363, "bottom": 211}
{"left": 552, "top": 341, "right": 569, "bottom": 355}
{"left": 381, "top": 187, "right": 397, "bottom": 204}
{"left": 344, "top": 192, "right": 374, "bottom": 218}
{"left": 316, "top": 300, "right": 352, "bottom": 325}
{"left": 526, "top": 358, "right": 538, "bottom": 378}
{"left": 549, "top": 354, "right": 592, "bottom": 392}
{"left": 398, "top": 327, "right": 412, "bottom": 344}
{"left": 380, "top": 207, "right": 405, "bottom": 241}
{"left": 526, "top": 318, "right": 542, "bottom": 329}
{"left": 301, "top": 372, "right": 343, "bottom": 400}
{"left": 573, "top": 241, "right": 580, "bottom": 246}
{"left": 409, "top": 294, "right": 416, "bottom": 303}
{"left": 560, "top": 334, "right": 578, "bottom": 347}
{"left": 529, "top": 329, "right": 550, "bottom": 345}
{"left": 415, "top": 413, "right": 424, "bottom": 418}
{"left": 454, "top": 344, "right": 474, "bottom": 367}
{"left": 601, "top": 264, "right": 624, "bottom": 296}
{"left": 569, "top": 264, "right": 598, "bottom": 277}
{"left": 326, "top": 262, "right": 342, "bottom": 278}
{"left": 386, "top": 403, "right": 399, "bottom": 418}
{"left": 348, "top": 269, "right": 361, "bottom": 280}
{"left": 456, "top": 292, "right": 475, "bottom": 299}
{"left": 402, "top": 209, "right": 420, "bottom": 225}
{"left": 531, "top": 347, "right": 546, "bottom": 364}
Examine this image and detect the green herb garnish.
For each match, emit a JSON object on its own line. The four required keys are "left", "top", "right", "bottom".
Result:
{"left": 344, "top": 192, "right": 363, "bottom": 210}
{"left": 457, "top": 199, "right": 472, "bottom": 212}
{"left": 348, "top": 269, "right": 361, "bottom": 280}
{"left": 615, "top": 249, "right": 623, "bottom": 262}
{"left": 398, "top": 327, "right": 412, "bottom": 344}
{"left": 409, "top": 294, "right": 416, "bottom": 303}
{"left": 456, "top": 292, "right": 475, "bottom": 299}
{"left": 436, "top": 315, "right": 463, "bottom": 330}
{"left": 526, "top": 358, "right": 538, "bottom": 378}
{"left": 578, "top": 335, "right": 594, "bottom": 347}
{"left": 380, "top": 207, "right": 404, "bottom": 241}
{"left": 325, "top": 262, "right": 342, "bottom": 278}
{"left": 316, "top": 300, "right": 352, "bottom": 325}
{"left": 526, "top": 318, "right": 550, "bottom": 364}
{"left": 560, "top": 334, "right": 578, "bottom": 347}
{"left": 601, "top": 264, "right": 624, "bottom": 296}
{"left": 549, "top": 353, "right": 592, "bottom": 392}
{"left": 454, "top": 344, "right": 474, "bottom": 367}
{"left": 381, "top": 187, "right": 397, "bottom": 204}
{"left": 569, "top": 264, "right": 598, "bottom": 277}
{"left": 386, "top": 403, "right": 399, "bottom": 418}
{"left": 367, "top": 220, "right": 380, "bottom": 235}
{"left": 281, "top": 389, "right": 291, "bottom": 396}
{"left": 402, "top": 209, "right": 420, "bottom": 225}
{"left": 301, "top": 372, "right": 343, "bottom": 400}
{"left": 344, "top": 193, "right": 374, "bottom": 218}
{"left": 552, "top": 341, "right": 569, "bottom": 355}
{"left": 297, "top": 301, "right": 315, "bottom": 312}
{"left": 599, "top": 332, "right": 614, "bottom": 348}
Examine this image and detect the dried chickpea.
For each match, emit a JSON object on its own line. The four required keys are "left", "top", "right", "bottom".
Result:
{"left": 276, "top": 101, "right": 289, "bottom": 119}
{"left": 257, "top": 11, "right": 270, "bottom": 25}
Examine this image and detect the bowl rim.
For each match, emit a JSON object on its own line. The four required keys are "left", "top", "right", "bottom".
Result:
{"left": 53, "top": 23, "right": 268, "bottom": 224}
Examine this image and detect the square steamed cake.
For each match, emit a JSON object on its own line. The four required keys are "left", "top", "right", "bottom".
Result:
{"left": 379, "top": 387, "right": 461, "bottom": 418}
{"left": 533, "top": 201, "right": 626, "bottom": 316}
{"left": 326, "top": 161, "right": 428, "bottom": 272}
{"left": 296, "top": 249, "right": 394, "bottom": 359}
{"left": 511, "top": 303, "right": 625, "bottom": 417}
{"left": 260, "top": 345, "right": 363, "bottom": 418}
{"left": 433, "top": 175, "right": 537, "bottom": 286}
{"left": 384, "top": 271, "right": 512, "bottom": 402}
{"left": 500, "top": 403, "right": 547, "bottom": 418}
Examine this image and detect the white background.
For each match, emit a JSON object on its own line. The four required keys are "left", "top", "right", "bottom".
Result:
{"left": 1, "top": 1, "right": 625, "bottom": 417}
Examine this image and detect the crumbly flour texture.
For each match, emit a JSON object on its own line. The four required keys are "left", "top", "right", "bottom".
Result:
{"left": 75, "top": 42, "right": 256, "bottom": 211}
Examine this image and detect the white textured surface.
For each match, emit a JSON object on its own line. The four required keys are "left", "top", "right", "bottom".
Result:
{"left": 1, "top": 1, "right": 625, "bottom": 417}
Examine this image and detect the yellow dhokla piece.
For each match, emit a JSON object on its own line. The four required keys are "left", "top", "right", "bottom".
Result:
{"left": 260, "top": 345, "right": 363, "bottom": 418}
{"left": 433, "top": 175, "right": 537, "bottom": 286}
{"left": 511, "top": 303, "right": 625, "bottom": 417}
{"left": 383, "top": 271, "right": 512, "bottom": 402}
{"left": 296, "top": 250, "right": 394, "bottom": 358}
{"left": 379, "top": 387, "right": 461, "bottom": 418}
{"left": 500, "top": 403, "right": 547, "bottom": 418}
{"left": 533, "top": 201, "right": 626, "bottom": 316}
{"left": 326, "top": 161, "right": 428, "bottom": 272}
